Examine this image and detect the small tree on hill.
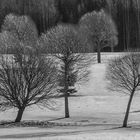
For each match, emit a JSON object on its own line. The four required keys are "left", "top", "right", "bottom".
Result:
{"left": 40, "top": 24, "right": 92, "bottom": 118}
{"left": 106, "top": 52, "right": 140, "bottom": 127}
{"left": 79, "top": 9, "right": 118, "bottom": 63}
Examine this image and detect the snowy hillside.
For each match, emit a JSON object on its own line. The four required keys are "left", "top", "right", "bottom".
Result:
{"left": 0, "top": 53, "right": 140, "bottom": 140}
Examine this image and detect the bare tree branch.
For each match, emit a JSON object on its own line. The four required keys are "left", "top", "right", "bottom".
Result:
{"left": 106, "top": 51, "right": 140, "bottom": 127}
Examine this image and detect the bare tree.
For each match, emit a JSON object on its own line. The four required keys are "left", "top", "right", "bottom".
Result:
{"left": 40, "top": 24, "right": 92, "bottom": 118}
{"left": 106, "top": 52, "right": 140, "bottom": 127}
{"left": 0, "top": 14, "right": 58, "bottom": 122}
{"left": 0, "top": 47, "right": 58, "bottom": 122}
{"left": 79, "top": 9, "right": 118, "bottom": 63}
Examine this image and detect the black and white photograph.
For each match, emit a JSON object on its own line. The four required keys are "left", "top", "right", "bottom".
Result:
{"left": 0, "top": 0, "right": 140, "bottom": 140}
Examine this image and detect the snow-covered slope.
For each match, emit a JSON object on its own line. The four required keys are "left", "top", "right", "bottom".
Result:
{"left": 0, "top": 53, "right": 140, "bottom": 140}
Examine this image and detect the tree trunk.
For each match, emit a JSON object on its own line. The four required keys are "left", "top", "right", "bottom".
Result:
{"left": 65, "top": 93, "right": 69, "bottom": 118}
{"left": 97, "top": 47, "right": 101, "bottom": 63}
{"left": 123, "top": 91, "right": 135, "bottom": 127}
{"left": 111, "top": 46, "right": 114, "bottom": 52}
{"left": 15, "top": 108, "right": 25, "bottom": 122}
{"left": 64, "top": 61, "right": 70, "bottom": 118}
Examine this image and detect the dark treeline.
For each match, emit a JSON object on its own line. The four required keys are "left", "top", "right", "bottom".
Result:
{"left": 0, "top": 0, "right": 139, "bottom": 51}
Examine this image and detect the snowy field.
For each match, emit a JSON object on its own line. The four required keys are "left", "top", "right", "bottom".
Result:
{"left": 0, "top": 53, "right": 140, "bottom": 140}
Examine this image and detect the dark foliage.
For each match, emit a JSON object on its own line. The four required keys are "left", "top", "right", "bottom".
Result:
{"left": 0, "top": 0, "right": 139, "bottom": 51}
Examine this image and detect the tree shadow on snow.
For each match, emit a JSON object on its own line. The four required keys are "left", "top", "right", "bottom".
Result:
{"left": 0, "top": 124, "right": 124, "bottom": 139}
{"left": 47, "top": 117, "right": 65, "bottom": 122}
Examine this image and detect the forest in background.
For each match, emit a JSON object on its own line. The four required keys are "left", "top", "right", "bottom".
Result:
{"left": 0, "top": 0, "right": 139, "bottom": 52}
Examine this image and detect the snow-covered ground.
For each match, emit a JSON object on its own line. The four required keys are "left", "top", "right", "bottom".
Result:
{"left": 0, "top": 53, "right": 140, "bottom": 140}
{"left": 1, "top": 126, "right": 140, "bottom": 140}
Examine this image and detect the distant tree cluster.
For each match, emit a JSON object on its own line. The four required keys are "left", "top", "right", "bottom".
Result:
{"left": 0, "top": 0, "right": 138, "bottom": 51}
{"left": 57, "top": 0, "right": 140, "bottom": 51}
{"left": 0, "top": 0, "right": 59, "bottom": 33}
